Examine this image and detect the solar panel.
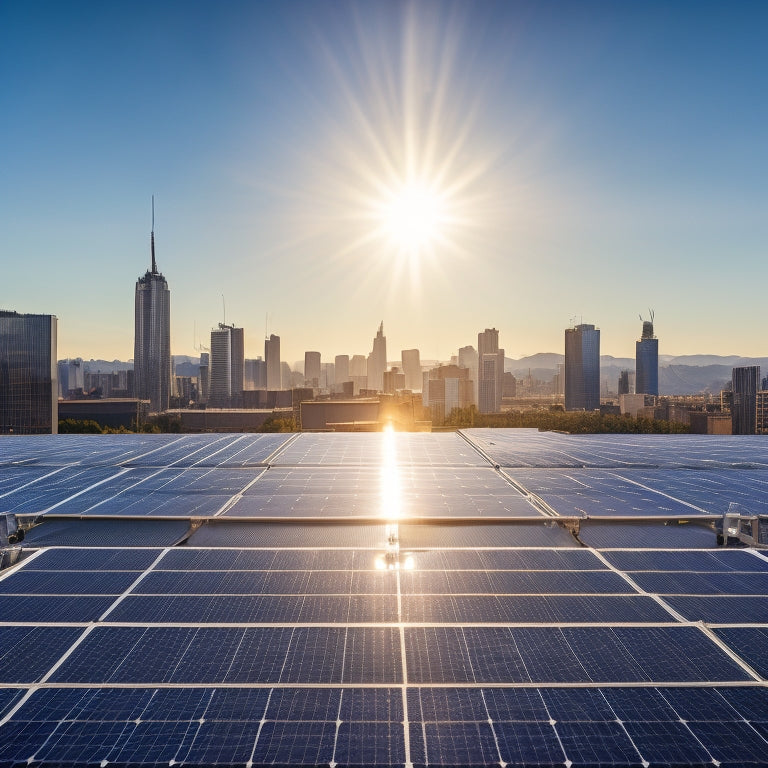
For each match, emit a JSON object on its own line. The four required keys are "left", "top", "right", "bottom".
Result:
{"left": 2, "top": 429, "right": 768, "bottom": 767}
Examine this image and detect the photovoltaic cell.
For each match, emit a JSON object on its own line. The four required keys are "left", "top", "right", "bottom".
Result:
{"left": 0, "top": 569, "right": 137, "bottom": 595}
{"left": 0, "top": 626, "right": 83, "bottom": 683}
{"left": 603, "top": 548, "right": 768, "bottom": 572}
{"left": 0, "top": 594, "right": 115, "bottom": 622}
{"left": 20, "top": 547, "right": 162, "bottom": 571}
{"left": 713, "top": 627, "right": 768, "bottom": 678}
{"left": 665, "top": 595, "right": 768, "bottom": 623}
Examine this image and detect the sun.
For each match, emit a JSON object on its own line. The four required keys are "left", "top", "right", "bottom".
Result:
{"left": 377, "top": 179, "right": 448, "bottom": 253}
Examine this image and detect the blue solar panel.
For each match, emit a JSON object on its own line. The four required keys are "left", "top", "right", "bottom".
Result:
{"left": 480, "top": 687, "right": 550, "bottom": 722}
{"left": 539, "top": 687, "right": 616, "bottom": 721}
{"left": 560, "top": 626, "right": 751, "bottom": 683}
{"left": 0, "top": 594, "right": 114, "bottom": 622}
{"left": 494, "top": 720, "right": 567, "bottom": 765}
{"left": 621, "top": 720, "right": 713, "bottom": 764}
{"left": 340, "top": 687, "right": 403, "bottom": 722}
{"left": 688, "top": 719, "right": 768, "bottom": 763}
{"left": 0, "top": 569, "right": 137, "bottom": 595}
{"left": 603, "top": 548, "right": 768, "bottom": 572}
{"left": 0, "top": 687, "right": 25, "bottom": 719}
{"left": 666, "top": 595, "right": 768, "bottom": 623}
{"left": 251, "top": 721, "right": 336, "bottom": 764}
{"left": 718, "top": 687, "right": 768, "bottom": 721}
{"left": 5, "top": 430, "right": 768, "bottom": 767}
{"left": 556, "top": 720, "right": 643, "bottom": 764}
{"left": 714, "top": 627, "right": 768, "bottom": 678}
{"left": 403, "top": 594, "right": 671, "bottom": 623}
{"left": 579, "top": 521, "right": 718, "bottom": 549}
{"left": 0, "top": 626, "right": 82, "bottom": 683}
{"left": 408, "top": 687, "right": 487, "bottom": 722}
{"left": 265, "top": 687, "right": 339, "bottom": 721}
{"left": 631, "top": 571, "right": 768, "bottom": 596}
{"left": 335, "top": 720, "right": 407, "bottom": 766}
{"left": 419, "top": 721, "right": 500, "bottom": 765}
{"left": 21, "top": 547, "right": 161, "bottom": 571}
{"left": 21, "top": 518, "right": 190, "bottom": 547}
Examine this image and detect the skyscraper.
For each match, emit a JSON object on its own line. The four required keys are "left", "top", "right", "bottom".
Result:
{"left": 618, "top": 370, "right": 632, "bottom": 396}
{"left": 265, "top": 334, "right": 281, "bottom": 390}
{"left": 458, "top": 345, "right": 478, "bottom": 406}
{"left": 635, "top": 315, "right": 659, "bottom": 396}
{"left": 367, "top": 322, "right": 387, "bottom": 392}
{"left": 477, "top": 328, "right": 505, "bottom": 413}
{"left": 304, "top": 351, "right": 321, "bottom": 387}
{"left": 732, "top": 365, "right": 760, "bottom": 435}
{"left": 565, "top": 323, "right": 600, "bottom": 411}
{"left": 401, "top": 349, "right": 422, "bottom": 391}
{"left": 134, "top": 201, "right": 170, "bottom": 412}
{"left": 335, "top": 355, "right": 350, "bottom": 385}
{"left": 0, "top": 311, "right": 58, "bottom": 434}
{"left": 209, "top": 324, "right": 244, "bottom": 408}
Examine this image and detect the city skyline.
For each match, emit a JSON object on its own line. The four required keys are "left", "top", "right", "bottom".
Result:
{"left": 3, "top": 2, "right": 767, "bottom": 363}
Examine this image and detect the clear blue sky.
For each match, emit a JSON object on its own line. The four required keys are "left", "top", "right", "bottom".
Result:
{"left": 2, "top": 0, "right": 766, "bottom": 364}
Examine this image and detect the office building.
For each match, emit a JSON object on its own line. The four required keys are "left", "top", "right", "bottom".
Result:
{"left": 731, "top": 365, "right": 760, "bottom": 435}
{"left": 244, "top": 358, "right": 267, "bottom": 390}
{"left": 0, "top": 310, "right": 58, "bottom": 434}
{"left": 367, "top": 322, "right": 387, "bottom": 392}
{"left": 304, "top": 351, "right": 321, "bottom": 388}
{"left": 134, "top": 206, "right": 171, "bottom": 412}
{"left": 198, "top": 353, "right": 209, "bottom": 403}
{"left": 565, "top": 323, "right": 600, "bottom": 411}
{"left": 265, "top": 334, "right": 281, "bottom": 390}
{"left": 383, "top": 367, "right": 406, "bottom": 394}
{"left": 425, "top": 364, "right": 473, "bottom": 423}
{"left": 618, "top": 370, "right": 632, "bottom": 396}
{"left": 208, "top": 324, "right": 244, "bottom": 408}
{"left": 477, "top": 328, "right": 504, "bottom": 413}
{"left": 635, "top": 316, "right": 659, "bottom": 395}
{"left": 281, "top": 362, "right": 293, "bottom": 390}
{"left": 401, "top": 349, "right": 422, "bottom": 391}
{"left": 57, "top": 358, "right": 84, "bottom": 398}
{"left": 502, "top": 371, "right": 517, "bottom": 398}
{"left": 320, "top": 362, "right": 335, "bottom": 390}
{"left": 458, "top": 345, "right": 479, "bottom": 406}
{"left": 756, "top": 390, "right": 768, "bottom": 435}
{"left": 335, "top": 355, "right": 350, "bottom": 386}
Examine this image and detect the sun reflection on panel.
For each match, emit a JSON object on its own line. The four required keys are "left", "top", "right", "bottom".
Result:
{"left": 375, "top": 423, "right": 415, "bottom": 570}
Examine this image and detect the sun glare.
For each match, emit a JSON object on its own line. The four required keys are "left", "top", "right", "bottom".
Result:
{"left": 378, "top": 180, "right": 447, "bottom": 253}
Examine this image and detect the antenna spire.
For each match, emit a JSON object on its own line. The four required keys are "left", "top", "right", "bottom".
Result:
{"left": 150, "top": 195, "right": 157, "bottom": 274}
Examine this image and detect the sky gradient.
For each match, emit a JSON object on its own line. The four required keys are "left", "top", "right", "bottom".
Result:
{"left": 2, "top": 0, "right": 767, "bottom": 364}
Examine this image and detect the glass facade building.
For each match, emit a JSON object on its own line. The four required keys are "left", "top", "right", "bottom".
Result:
{"left": 635, "top": 320, "right": 659, "bottom": 395}
{"left": 0, "top": 310, "right": 58, "bottom": 433}
{"left": 565, "top": 323, "right": 600, "bottom": 411}
{"left": 732, "top": 365, "right": 760, "bottom": 435}
{"left": 477, "top": 328, "right": 504, "bottom": 413}
{"left": 134, "top": 231, "right": 171, "bottom": 413}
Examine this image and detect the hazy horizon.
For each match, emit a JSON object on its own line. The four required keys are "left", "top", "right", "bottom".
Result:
{"left": 3, "top": 1, "right": 766, "bottom": 363}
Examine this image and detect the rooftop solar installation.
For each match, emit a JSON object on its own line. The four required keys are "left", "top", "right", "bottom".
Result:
{"left": 1, "top": 429, "right": 768, "bottom": 767}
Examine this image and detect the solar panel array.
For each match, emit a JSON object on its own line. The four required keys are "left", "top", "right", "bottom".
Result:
{"left": 1, "top": 429, "right": 768, "bottom": 766}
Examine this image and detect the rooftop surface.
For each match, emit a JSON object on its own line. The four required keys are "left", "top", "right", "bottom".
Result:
{"left": 1, "top": 430, "right": 767, "bottom": 767}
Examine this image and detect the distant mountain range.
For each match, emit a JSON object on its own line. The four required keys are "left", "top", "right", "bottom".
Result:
{"left": 70, "top": 354, "right": 767, "bottom": 396}
{"left": 507, "top": 354, "right": 768, "bottom": 395}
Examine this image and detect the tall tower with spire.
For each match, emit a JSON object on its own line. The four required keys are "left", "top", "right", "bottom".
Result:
{"left": 367, "top": 321, "right": 387, "bottom": 392}
{"left": 134, "top": 197, "right": 171, "bottom": 412}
